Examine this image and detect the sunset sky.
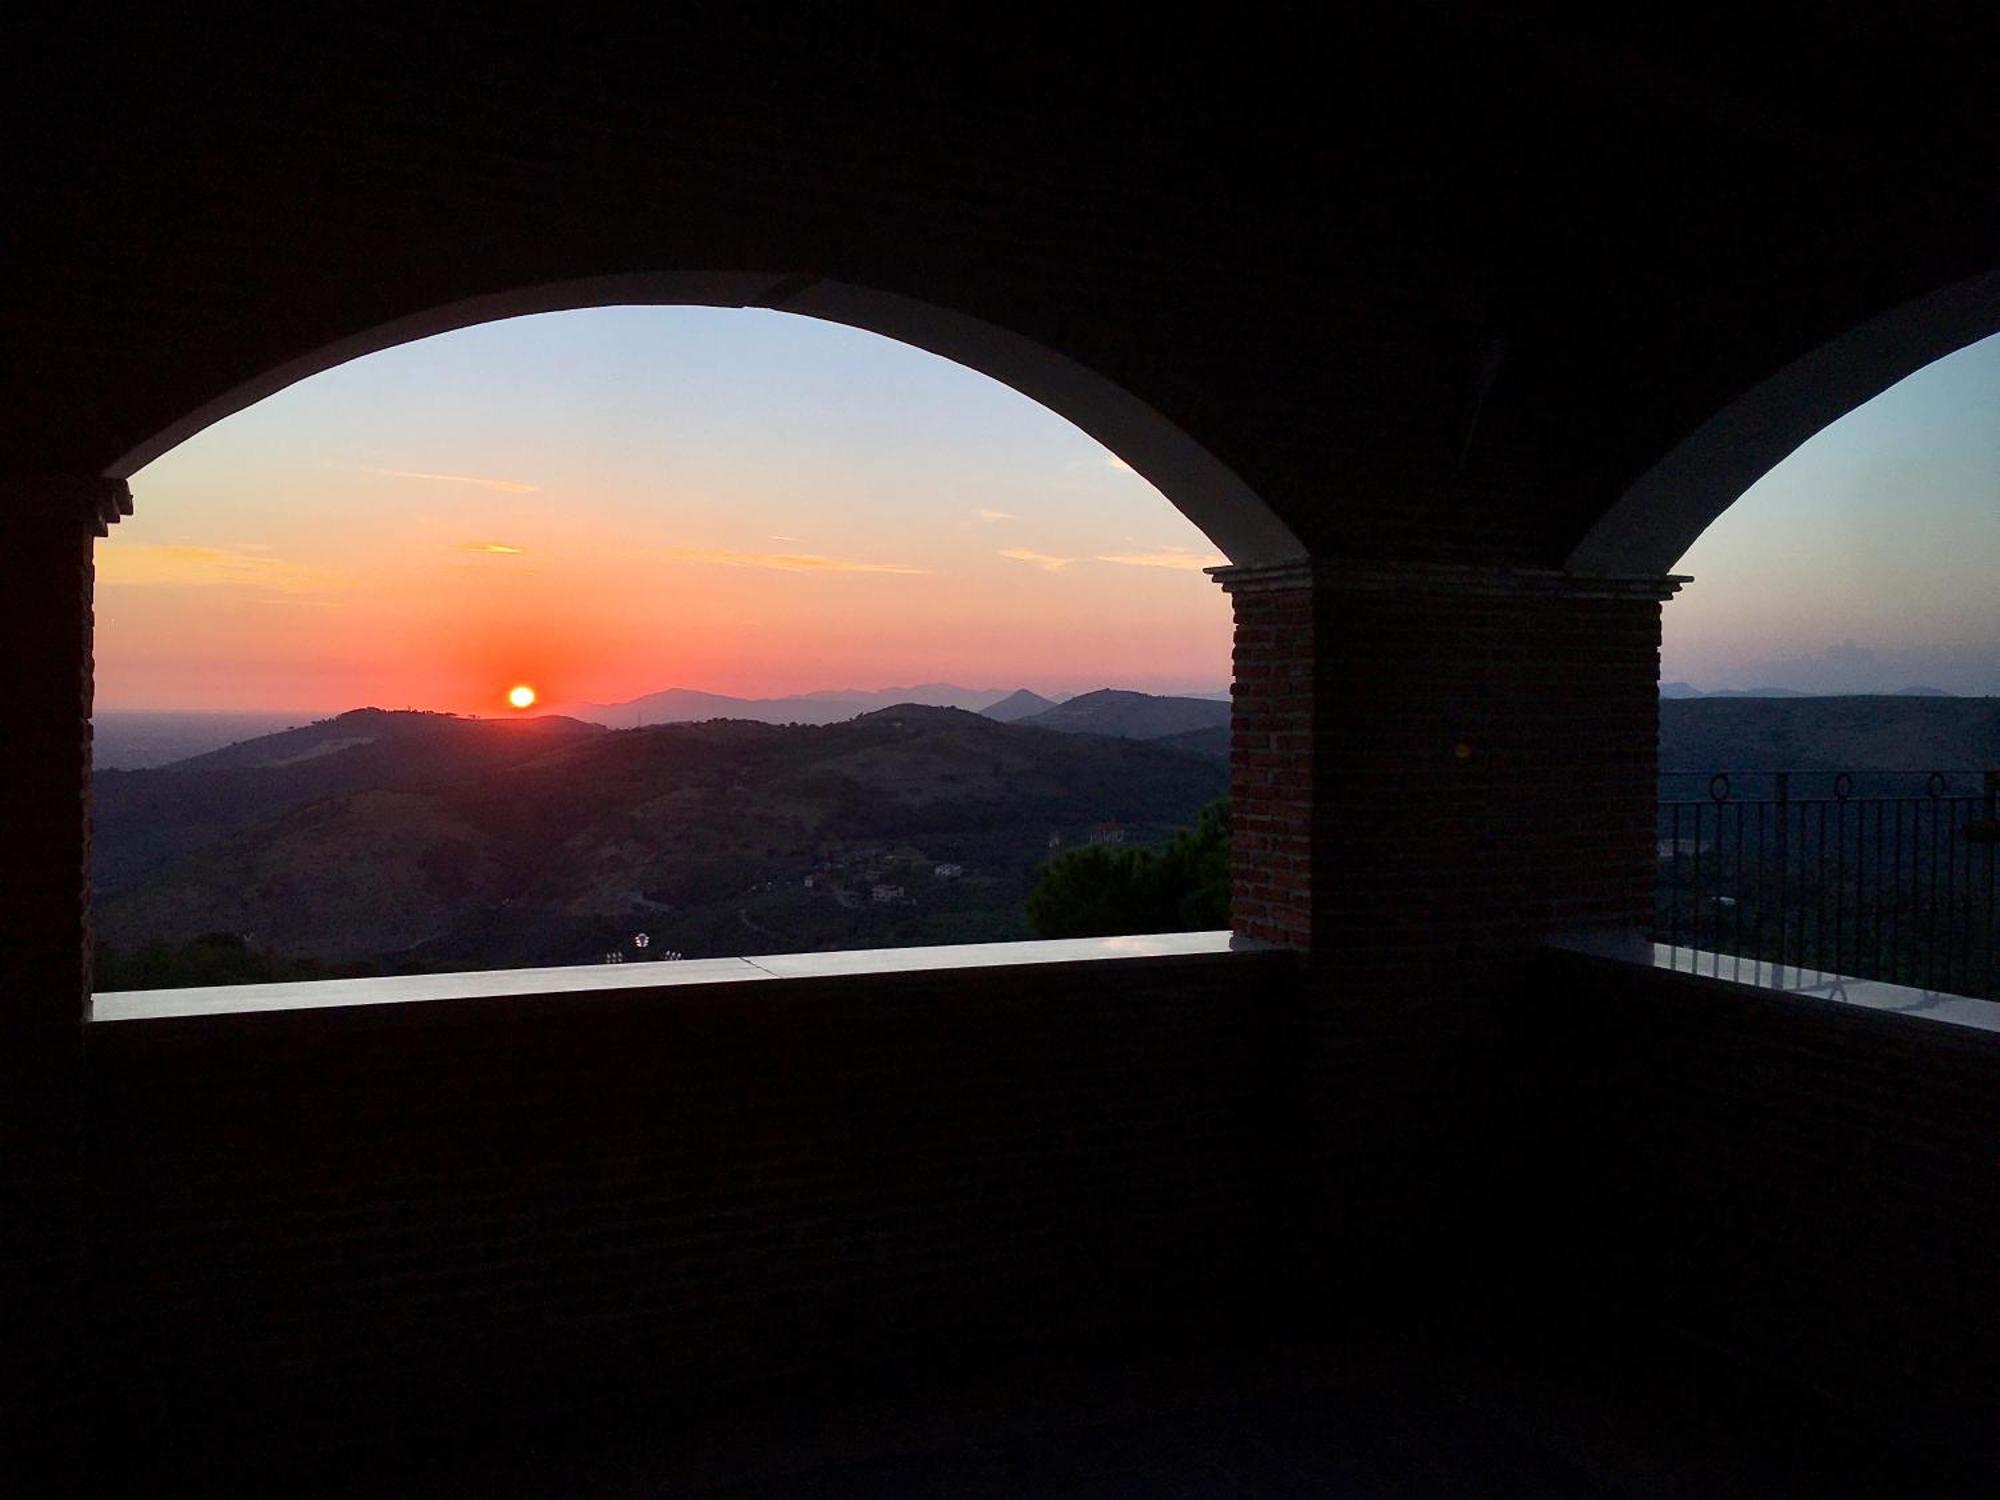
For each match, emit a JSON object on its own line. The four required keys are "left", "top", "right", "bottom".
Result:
{"left": 99, "top": 308, "right": 1235, "bottom": 714}
{"left": 98, "top": 308, "right": 1999, "bottom": 714}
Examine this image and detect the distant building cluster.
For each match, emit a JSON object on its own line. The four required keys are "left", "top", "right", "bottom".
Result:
{"left": 796, "top": 840, "right": 976, "bottom": 909}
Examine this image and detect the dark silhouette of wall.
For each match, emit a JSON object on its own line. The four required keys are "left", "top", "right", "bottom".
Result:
{"left": 4, "top": 13, "right": 1999, "bottom": 1480}
{"left": 3, "top": 20, "right": 1993, "bottom": 566}
{"left": 85, "top": 951, "right": 1295, "bottom": 1458}
{"left": 1528, "top": 948, "right": 2000, "bottom": 1461}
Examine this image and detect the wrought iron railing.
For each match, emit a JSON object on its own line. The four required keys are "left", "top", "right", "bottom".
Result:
{"left": 1657, "top": 769, "right": 2000, "bottom": 1000}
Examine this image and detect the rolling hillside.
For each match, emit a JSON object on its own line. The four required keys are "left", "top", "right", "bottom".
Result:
{"left": 1015, "top": 689, "right": 1231, "bottom": 739}
{"left": 94, "top": 705, "right": 1225, "bottom": 973}
{"left": 92, "top": 710, "right": 606, "bottom": 892}
{"left": 1659, "top": 696, "right": 2000, "bottom": 775}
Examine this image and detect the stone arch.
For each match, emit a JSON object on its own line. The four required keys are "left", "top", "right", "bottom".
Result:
{"left": 1569, "top": 267, "right": 2000, "bottom": 576}
{"left": 106, "top": 271, "right": 1305, "bottom": 568}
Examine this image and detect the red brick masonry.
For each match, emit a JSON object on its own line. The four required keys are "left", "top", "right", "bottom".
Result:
{"left": 1215, "top": 561, "right": 1682, "bottom": 961}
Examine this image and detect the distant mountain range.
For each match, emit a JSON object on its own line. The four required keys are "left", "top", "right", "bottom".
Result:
{"left": 1659, "top": 695, "right": 2000, "bottom": 780}
{"left": 93, "top": 685, "right": 1238, "bottom": 767}
{"left": 1011, "top": 689, "right": 1232, "bottom": 741}
{"left": 562, "top": 682, "right": 1237, "bottom": 731}
{"left": 567, "top": 682, "right": 1031, "bottom": 728}
{"left": 1661, "top": 683, "right": 1955, "bottom": 699}
{"left": 93, "top": 704, "right": 1227, "bottom": 972}
{"left": 980, "top": 688, "right": 1058, "bottom": 722}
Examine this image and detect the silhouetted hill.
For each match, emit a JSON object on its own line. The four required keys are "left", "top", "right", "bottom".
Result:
{"left": 92, "top": 710, "right": 605, "bottom": 893}
{"left": 981, "top": 689, "right": 1058, "bottom": 722}
{"left": 570, "top": 686, "right": 861, "bottom": 726}
{"left": 1153, "top": 725, "right": 1231, "bottom": 760}
{"left": 92, "top": 712, "right": 316, "bottom": 770}
{"left": 1015, "top": 689, "right": 1231, "bottom": 740}
{"left": 570, "top": 682, "right": 1015, "bottom": 727}
{"left": 94, "top": 704, "right": 1225, "bottom": 971}
{"left": 791, "top": 683, "right": 1017, "bottom": 712}
{"left": 1659, "top": 696, "right": 2000, "bottom": 777}
{"left": 175, "top": 707, "right": 602, "bottom": 771}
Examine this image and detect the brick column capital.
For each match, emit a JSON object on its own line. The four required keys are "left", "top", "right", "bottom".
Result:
{"left": 1210, "top": 558, "right": 1685, "bottom": 602}
{"left": 0, "top": 475, "right": 133, "bottom": 536}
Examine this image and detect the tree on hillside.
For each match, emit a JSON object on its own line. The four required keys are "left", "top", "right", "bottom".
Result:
{"left": 1027, "top": 800, "right": 1229, "bottom": 938}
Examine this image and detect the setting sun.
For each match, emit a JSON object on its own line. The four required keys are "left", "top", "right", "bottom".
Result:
{"left": 507, "top": 684, "right": 537, "bottom": 710}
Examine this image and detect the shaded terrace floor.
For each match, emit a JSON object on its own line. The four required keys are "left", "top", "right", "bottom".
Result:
{"left": 64, "top": 938, "right": 2000, "bottom": 1493}
{"left": 135, "top": 1314, "right": 1990, "bottom": 1497}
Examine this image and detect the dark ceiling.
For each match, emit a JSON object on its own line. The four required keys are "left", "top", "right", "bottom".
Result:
{"left": 4, "top": 10, "right": 1993, "bottom": 565}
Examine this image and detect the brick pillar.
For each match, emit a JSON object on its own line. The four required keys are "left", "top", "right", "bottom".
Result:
{"left": 0, "top": 476, "right": 126, "bottom": 1457}
{"left": 1216, "top": 560, "right": 1680, "bottom": 962}
{"left": 1213, "top": 559, "right": 1682, "bottom": 1294}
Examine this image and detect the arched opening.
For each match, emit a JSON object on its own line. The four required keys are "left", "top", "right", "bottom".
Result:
{"left": 1625, "top": 291, "right": 2000, "bottom": 1001}
{"left": 106, "top": 274, "right": 1305, "bottom": 568}
{"left": 91, "top": 291, "right": 1283, "bottom": 989}
{"left": 1570, "top": 267, "right": 2000, "bottom": 577}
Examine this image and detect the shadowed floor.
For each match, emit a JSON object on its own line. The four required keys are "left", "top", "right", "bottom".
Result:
{"left": 208, "top": 1324, "right": 1989, "bottom": 1498}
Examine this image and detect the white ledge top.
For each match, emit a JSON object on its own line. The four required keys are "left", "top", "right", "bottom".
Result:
{"left": 89, "top": 931, "right": 1270, "bottom": 1024}
{"left": 1547, "top": 931, "right": 2000, "bottom": 1038}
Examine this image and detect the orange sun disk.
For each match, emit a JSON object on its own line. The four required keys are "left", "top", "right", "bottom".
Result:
{"left": 507, "top": 684, "right": 537, "bottom": 710}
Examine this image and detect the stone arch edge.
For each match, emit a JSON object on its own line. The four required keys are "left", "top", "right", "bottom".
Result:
{"left": 1571, "top": 267, "right": 2000, "bottom": 576}
{"left": 103, "top": 271, "right": 1306, "bottom": 568}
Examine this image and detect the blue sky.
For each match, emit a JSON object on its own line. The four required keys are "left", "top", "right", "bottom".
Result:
{"left": 1665, "top": 331, "right": 2000, "bottom": 694}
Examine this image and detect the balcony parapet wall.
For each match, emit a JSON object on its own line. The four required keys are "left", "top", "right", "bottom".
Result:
{"left": 1530, "top": 941, "right": 2000, "bottom": 1461}
{"left": 83, "top": 937, "right": 1297, "bottom": 1454}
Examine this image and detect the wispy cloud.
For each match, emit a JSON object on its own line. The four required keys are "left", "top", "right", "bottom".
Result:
{"left": 975, "top": 508, "right": 1017, "bottom": 523}
{"left": 769, "top": 534, "right": 805, "bottom": 543}
{"left": 1095, "top": 547, "right": 1226, "bottom": 571}
{"left": 999, "top": 548, "right": 1076, "bottom": 571}
{"left": 661, "top": 547, "right": 928, "bottom": 575}
{"left": 96, "top": 544, "right": 354, "bottom": 594}
{"left": 366, "top": 467, "right": 540, "bottom": 494}
{"left": 458, "top": 541, "right": 524, "bottom": 554}
{"left": 1105, "top": 456, "right": 1133, "bottom": 472}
